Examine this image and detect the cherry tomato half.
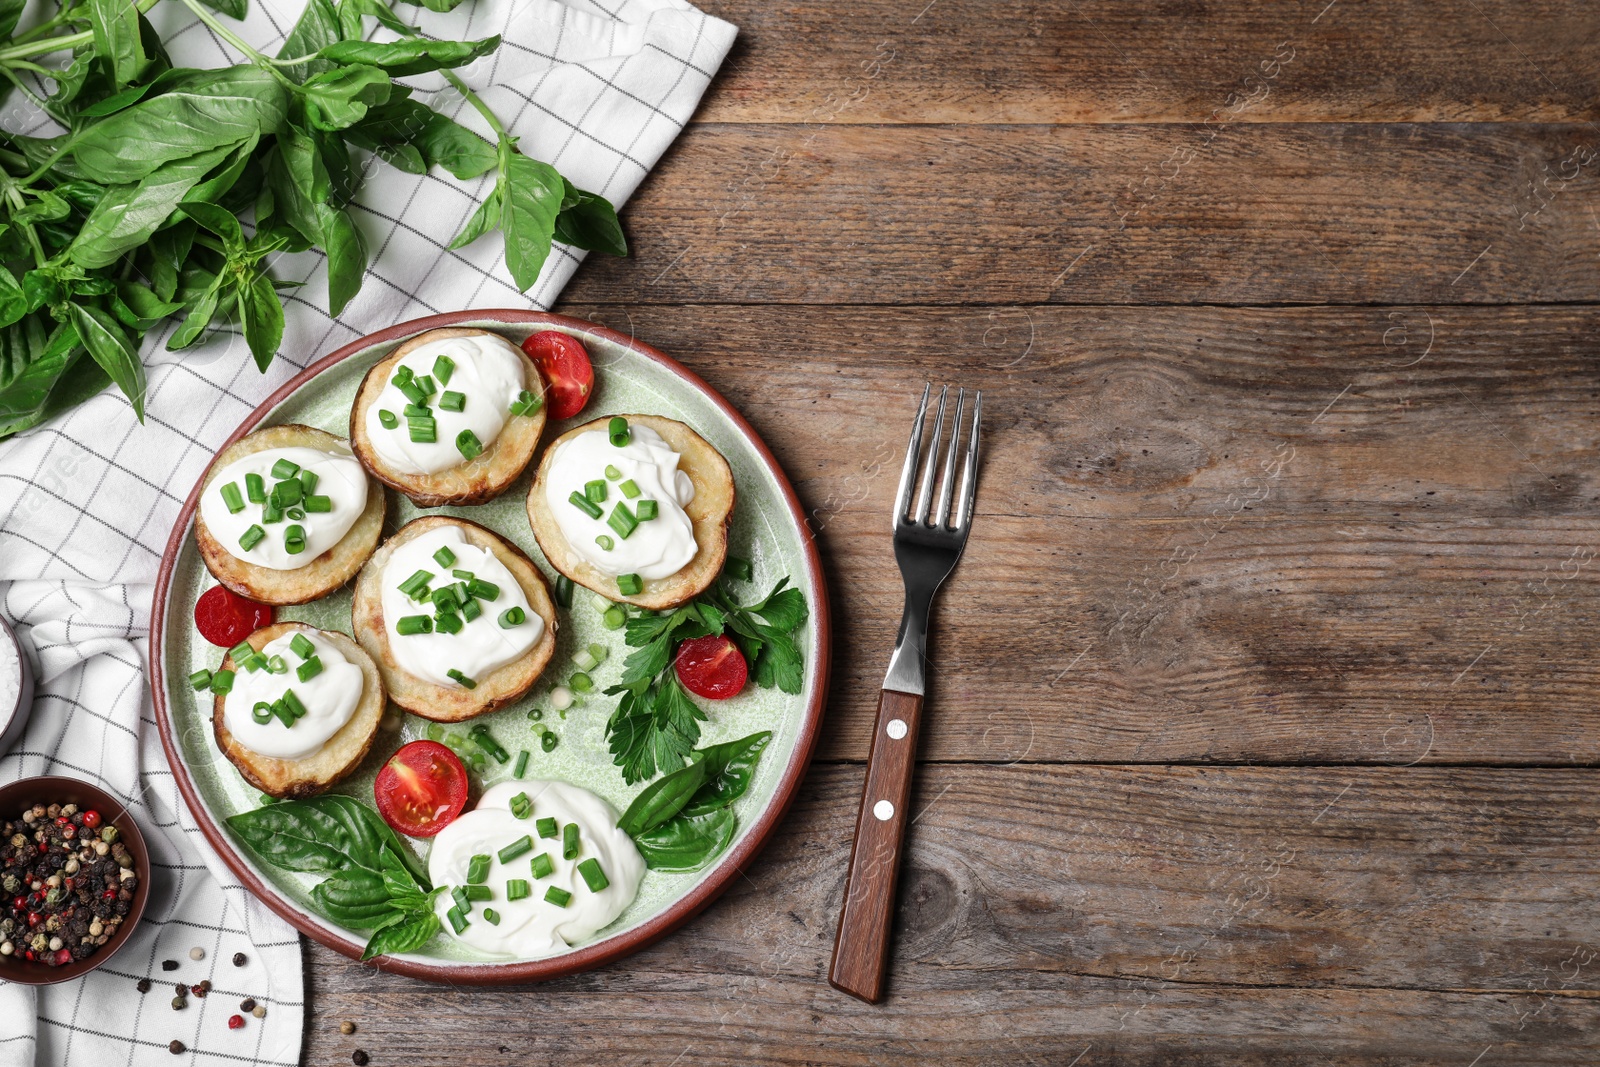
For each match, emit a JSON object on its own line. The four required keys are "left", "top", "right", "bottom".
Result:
{"left": 194, "top": 586, "right": 274, "bottom": 648}
{"left": 520, "top": 330, "right": 594, "bottom": 420}
{"left": 674, "top": 635, "right": 749, "bottom": 700}
{"left": 374, "top": 741, "right": 469, "bottom": 838}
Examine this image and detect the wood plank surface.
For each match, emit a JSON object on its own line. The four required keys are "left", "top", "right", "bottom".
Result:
{"left": 303, "top": 764, "right": 1600, "bottom": 1065}
{"left": 695, "top": 0, "right": 1600, "bottom": 124}
{"left": 556, "top": 302, "right": 1600, "bottom": 764}
{"left": 563, "top": 123, "right": 1600, "bottom": 307}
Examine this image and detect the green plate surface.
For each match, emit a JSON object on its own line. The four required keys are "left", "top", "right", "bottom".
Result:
{"left": 156, "top": 315, "right": 824, "bottom": 972}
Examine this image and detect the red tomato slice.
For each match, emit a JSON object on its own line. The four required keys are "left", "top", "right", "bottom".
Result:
{"left": 674, "top": 635, "right": 749, "bottom": 700}
{"left": 520, "top": 330, "right": 594, "bottom": 420}
{"left": 374, "top": 741, "right": 469, "bottom": 838}
{"left": 194, "top": 586, "right": 274, "bottom": 648}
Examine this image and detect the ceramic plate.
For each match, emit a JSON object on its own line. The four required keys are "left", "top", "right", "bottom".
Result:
{"left": 150, "top": 311, "right": 829, "bottom": 983}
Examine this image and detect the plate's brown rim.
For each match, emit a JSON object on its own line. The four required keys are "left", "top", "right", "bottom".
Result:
{"left": 149, "top": 310, "right": 831, "bottom": 984}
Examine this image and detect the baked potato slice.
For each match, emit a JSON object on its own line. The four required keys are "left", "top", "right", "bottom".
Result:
{"left": 195, "top": 424, "right": 385, "bottom": 606}
{"left": 526, "top": 414, "right": 734, "bottom": 610}
{"left": 349, "top": 327, "right": 547, "bottom": 508}
{"left": 213, "top": 623, "right": 385, "bottom": 800}
{"left": 351, "top": 517, "right": 559, "bottom": 722}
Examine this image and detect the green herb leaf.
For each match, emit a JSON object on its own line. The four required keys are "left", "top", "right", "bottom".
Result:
{"left": 303, "top": 63, "right": 392, "bottom": 130}
{"left": 319, "top": 35, "right": 501, "bottom": 78}
{"left": 68, "top": 143, "right": 239, "bottom": 269}
{"left": 317, "top": 202, "right": 366, "bottom": 315}
{"left": 0, "top": 267, "right": 27, "bottom": 331}
{"left": 554, "top": 181, "right": 627, "bottom": 257}
{"left": 617, "top": 759, "right": 710, "bottom": 837}
{"left": 360, "top": 908, "right": 440, "bottom": 961}
{"left": 278, "top": 0, "right": 341, "bottom": 77}
{"left": 309, "top": 867, "right": 394, "bottom": 926}
{"left": 0, "top": 0, "right": 25, "bottom": 39}
{"left": 0, "top": 320, "right": 88, "bottom": 438}
{"left": 87, "top": 0, "right": 150, "bottom": 90}
{"left": 499, "top": 154, "right": 564, "bottom": 291}
{"left": 681, "top": 731, "right": 773, "bottom": 817}
{"left": 67, "top": 303, "right": 144, "bottom": 421}
{"left": 224, "top": 802, "right": 356, "bottom": 873}
{"left": 447, "top": 184, "right": 500, "bottom": 250}
{"left": 197, "top": 0, "right": 248, "bottom": 19}
{"left": 238, "top": 270, "right": 284, "bottom": 372}
{"left": 633, "top": 808, "right": 737, "bottom": 873}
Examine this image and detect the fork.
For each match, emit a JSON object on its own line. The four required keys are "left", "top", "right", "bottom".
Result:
{"left": 829, "top": 383, "right": 982, "bottom": 1003}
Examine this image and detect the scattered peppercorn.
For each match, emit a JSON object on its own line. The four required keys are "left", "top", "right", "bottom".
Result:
{"left": 252, "top": 1005, "right": 266, "bottom": 1019}
{"left": 188, "top": 947, "right": 204, "bottom": 961}
{"left": 232, "top": 951, "right": 247, "bottom": 967}
{"left": 340, "top": 1021, "right": 356, "bottom": 1035}
{"left": 169, "top": 1040, "right": 185, "bottom": 1054}
{"left": 240, "top": 998, "right": 256, "bottom": 1012}
{"left": 162, "top": 959, "right": 178, "bottom": 971}
{"left": 174, "top": 982, "right": 187, "bottom": 997}
{"left": 352, "top": 1051, "right": 369, "bottom": 1066}
{"left": 190, "top": 982, "right": 208, "bottom": 998}
{"left": 171, "top": 996, "right": 185, "bottom": 1010}
{"left": 228, "top": 1014, "right": 245, "bottom": 1031}
{"left": 136, "top": 978, "right": 151, "bottom": 994}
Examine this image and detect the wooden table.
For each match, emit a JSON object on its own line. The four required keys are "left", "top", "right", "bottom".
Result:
{"left": 305, "top": 2, "right": 1600, "bottom": 1062}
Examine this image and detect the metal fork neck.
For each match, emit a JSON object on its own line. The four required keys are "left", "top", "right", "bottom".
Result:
{"left": 883, "top": 584, "right": 935, "bottom": 695}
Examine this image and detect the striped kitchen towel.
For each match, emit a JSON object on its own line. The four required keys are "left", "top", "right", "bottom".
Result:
{"left": 0, "top": 0, "right": 736, "bottom": 1061}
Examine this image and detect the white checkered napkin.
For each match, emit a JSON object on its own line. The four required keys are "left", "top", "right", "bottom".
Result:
{"left": 0, "top": 0, "right": 737, "bottom": 1061}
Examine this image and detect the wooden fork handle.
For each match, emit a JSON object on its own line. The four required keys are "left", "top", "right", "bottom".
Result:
{"left": 829, "top": 687, "right": 924, "bottom": 1003}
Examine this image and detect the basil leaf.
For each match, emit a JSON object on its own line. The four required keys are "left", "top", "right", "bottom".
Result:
{"left": 184, "top": 133, "right": 259, "bottom": 206}
{"left": 112, "top": 281, "right": 182, "bottom": 329}
{"left": 180, "top": 200, "right": 244, "bottom": 250}
{"left": 309, "top": 867, "right": 391, "bottom": 924}
{"left": 165, "top": 283, "right": 221, "bottom": 351}
{"left": 360, "top": 909, "right": 439, "bottom": 961}
{"left": 265, "top": 132, "right": 322, "bottom": 246}
{"left": 225, "top": 802, "right": 355, "bottom": 873}
{"left": 237, "top": 270, "right": 283, "bottom": 372}
{"left": 147, "top": 221, "right": 195, "bottom": 301}
{"left": 319, "top": 35, "right": 500, "bottom": 78}
{"left": 0, "top": 0, "right": 24, "bottom": 39}
{"left": 68, "top": 142, "right": 238, "bottom": 269}
{"left": 67, "top": 303, "right": 144, "bottom": 421}
{"left": 618, "top": 759, "right": 709, "bottom": 838}
{"left": 317, "top": 202, "right": 366, "bottom": 316}
{"left": 88, "top": 0, "right": 149, "bottom": 90}
{"left": 0, "top": 267, "right": 26, "bottom": 330}
{"left": 278, "top": 0, "right": 340, "bottom": 78}
{"left": 79, "top": 82, "right": 156, "bottom": 118}
{"left": 299, "top": 795, "right": 386, "bottom": 871}
{"left": 303, "top": 63, "right": 391, "bottom": 131}
{"left": 410, "top": 111, "right": 496, "bottom": 180}
{"left": 447, "top": 184, "right": 500, "bottom": 250}
{"left": 0, "top": 320, "right": 84, "bottom": 439}
{"left": 197, "top": 0, "right": 247, "bottom": 19}
{"left": 634, "top": 809, "right": 737, "bottom": 873}
{"left": 395, "top": 0, "right": 467, "bottom": 11}
{"left": 681, "top": 731, "right": 773, "bottom": 818}
{"left": 13, "top": 191, "right": 70, "bottom": 225}
{"left": 71, "top": 66, "right": 289, "bottom": 184}
{"left": 554, "top": 183, "right": 626, "bottom": 257}
{"left": 499, "top": 155, "right": 563, "bottom": 291}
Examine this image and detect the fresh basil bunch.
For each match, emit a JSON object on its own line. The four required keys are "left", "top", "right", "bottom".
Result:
{"left": 0, "top": 0, "right": 627, "bottom": 439}
{"left": 618, "top": 730, "right": 773, "bottom": 872}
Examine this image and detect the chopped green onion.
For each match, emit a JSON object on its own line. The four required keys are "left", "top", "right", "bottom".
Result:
{"left": 607, "top": 503, "right": 638, "bottom": 540}
{"left": 416, "top": 374, "right": 437, "bottom": 397}
{"left": 210, "top": 669, "right": 234, "bottom": 694}
{"left": 466, "top": 854, "right": 491, "bottom": 884}
{"left": 439, "top": 391, "right": 466, "bottom": 413}
{"left": 498, "top": 606, "right": 525, "bottom": 628}
{"left": 469, "top": 724, "right": 510, "bottom": 763}
{"left": 290, "top": 633, "right": 316, "bottom": 660}
{"left": 296, "top": 656, "right": 323, "bottom": 683}
{"left": 509, "top": 790, "right": 532, "bottom": 818}
{"left": 270, "top": 458, "right": 300, "bottom": 480}
{"left": 245, "top": 473, "right": 266, "bottom": 503}
{"left": 188, "top": 668, "right": 213, "bottom": 691}
{"left": 250, "top": 701, "right": 273, "bottom": 725}
{"left": 467, "top": 579, "right": 499, "bottom": 601}
{"left": 573, "top": 646, "right": 600, "bottom": 671}
{"left": 408, "top": 416, "right": 437, "bottom": 443}
{"left": 398, "top": 569, "right": 434, "bottom": 600}
{"left": 392, "top": 365, "right": 415, "bottom": 386}
{"left": 568, "top": 491, "right": 603, "bottom": 519}
{"left": 449, "top": 571, "right": 473, "bottom": 584}
{"left": 595, "top": 535, "right": 614, "bottom": 551}
{"left": 456, "top": 429, "right": 483, "bottom": 461}
{"left": 588, "top": 643, "right": 608, "bottom": 663}
{"left": 577, "top": 858, "right": 610, "bottom": 892}
{"left": 447, "top": 668, "right": 477, "bottom": 689}
{"left": 303, "top": 495, "right": 333, "bottom": 513}
{"left": 531, "top": 721, "right": 547, "bottom": 735}
{"left": 497, "top": 836, "right": 534, "bottom": 863}
{"left": 461, "top": 884, "right": 492, "bottom": 902}
{"left": 483, "top": 908, "right": 500, "bottom": 926}
{"left": 396, "top": 614, "right": 433, "bottom": 636}
{"left": 378, "top": 409, "right": 398, "bottom": 429}
{"left": 398, "top": 379, "right": 428, "bottom": 406}
{"left": 544, "top": 886, "right": 572, "bottom": 907}
{"left": 240, "top": 652, "right": 268, "bottom": 673}
{"left": 431, "top": 586, "right": 461, "bottom": 613}
{"left": 530, "top": 853, "right": 554, "bottom": 879}
{"left": 602, "top": 604, "right": 628, "bottom": 630}
{"left": 635, "top": 500, "right": 659, "bottom": 521}
{"left": 554, "top": 575, "right": 574, "bottom": 608}
{"left": 509, "top": 389, "right": 542, "bottom": 417}
{"left": 616, "top": 573, "right": 643, "bottom": 596}
{"left": 451, "top": 885, "right": 471, "bottom": 914}
{"left": 569, "top": 672, "right": 593, "bottom": 693}
{"left": 541, "top": 731, "right": 559, "bottom": 753}
{"left": 286, "top": 507, "right": 307, "bottom": 521}
{"left": 513, "top": 750, "right": 530, "bottom": 778}
{"left": 460, "top": 597, "right": 482, "bottom": 623}
{"left": 505, "top": 879, "right": 530, "bottom": 901}
{"left": 562, "top": 822, "right": 579, "bottom": 860}
{"left": 220, "top": 482, "right": 245, "bottom": 514}
{"left": 447, "top": 906, "right": 468, "bottom": 933}
{"left": 281, "top": 689, "right": 307, "bottom": 720}
{"left": 436, "top": 612, "right": 463, "bottom": 635}
{"left": 229, "top": 640, "right": 255, "bottom": 663}
{"left": 430, "top": 550, "right": 457, "bottom": 576}
{"left": 298, "top": 469, "right": 319, "bottom": 495}
{"left": 618, "top": 479, "right": 640, "bottom": 499}
{"left": 261, "top": 499, "right": 283, "bottom": 524}
{"left": 432, "top": 354, "right": 455, "bottom": 386}
{"left": 239, "top": 525, "right": 266, "bottom": 551}
{"left": 272, "top": 478, "right": 302, "bottom": 507}
{"left": 608, "top": 416, "right": 630, "bottom": 447}
{"left": 604, "top": 464, "right": 622, "bottom": 481}
{"left": 536, "top": 817, "right": 558, "bottom": 839}
{"left": 426, "top": 723, "right": 445, "bottom": 742}
{"left": 283, "top": 524, "right": 306, "bottom": 555}
{"left": 585, "top": 479, "right": 608, "bottom": 504}
{"left": 269, "top": 699, "right": 295, "bottom": 727}
{"left": 266, "top": 655, "right": 289, "bottom": 674}
{"left": 403, "top": 403, "right": 431, "bottom": 418}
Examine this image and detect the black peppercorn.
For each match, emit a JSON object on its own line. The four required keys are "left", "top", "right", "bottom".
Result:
{"left": 169, "top": 1040, "right": 185, "bottom": 1054}
{"left": 352, "top": 1051, "right": 369, "bottom": 1066}
{"left": 136, "top": 978, "right": 151, "bottom": 994}
{"left": 232, "top": 951, "right": 247, "bottom": 967}
{"left": 161, "top": 959, "right": 178, "bottom": 971}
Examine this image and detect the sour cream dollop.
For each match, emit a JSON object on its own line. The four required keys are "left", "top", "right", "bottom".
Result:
{"left": 200, "top": 446, "right": 369, "bottom": 570}
{"left": 223, "top": 630, "right": 364, "bottom": 760}
{"left": 380, "top": 526, "right": 544, "bottom": 689}
{"left": 364, "top": 334, "right": 527, "bottom": 475}
{"left": 543, "top": 424, "right": 697, "bottom": 580}
{"left": 429, "top": 781, "right": 645, "bottom": 960}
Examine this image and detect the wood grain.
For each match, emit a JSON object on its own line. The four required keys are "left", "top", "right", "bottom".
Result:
{"left": 304, "top": 764, "right": 1600, "bottom": 1065}
{"left": 695, "top": 0, "right": 1600, "bottom": 124}
{"left": 563, "top": 122, "right": 1600, "bottom": 307}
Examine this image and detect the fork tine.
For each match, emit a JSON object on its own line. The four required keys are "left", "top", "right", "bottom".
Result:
{"left": 911, "top": 386, "right": 948, "bottom": 524}
{"left": 893, "top": 383, "right": 931, "bottom": 527}
{"left": 932, "top": 388, "right": 965, "bottom": 528}
{"left": 954, "top": 390, "right": 981, "bottom": 528}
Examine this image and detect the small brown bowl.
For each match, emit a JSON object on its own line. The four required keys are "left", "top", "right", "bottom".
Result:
{"left": 0, "top": 775, "right": 151, "bottom": 986}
